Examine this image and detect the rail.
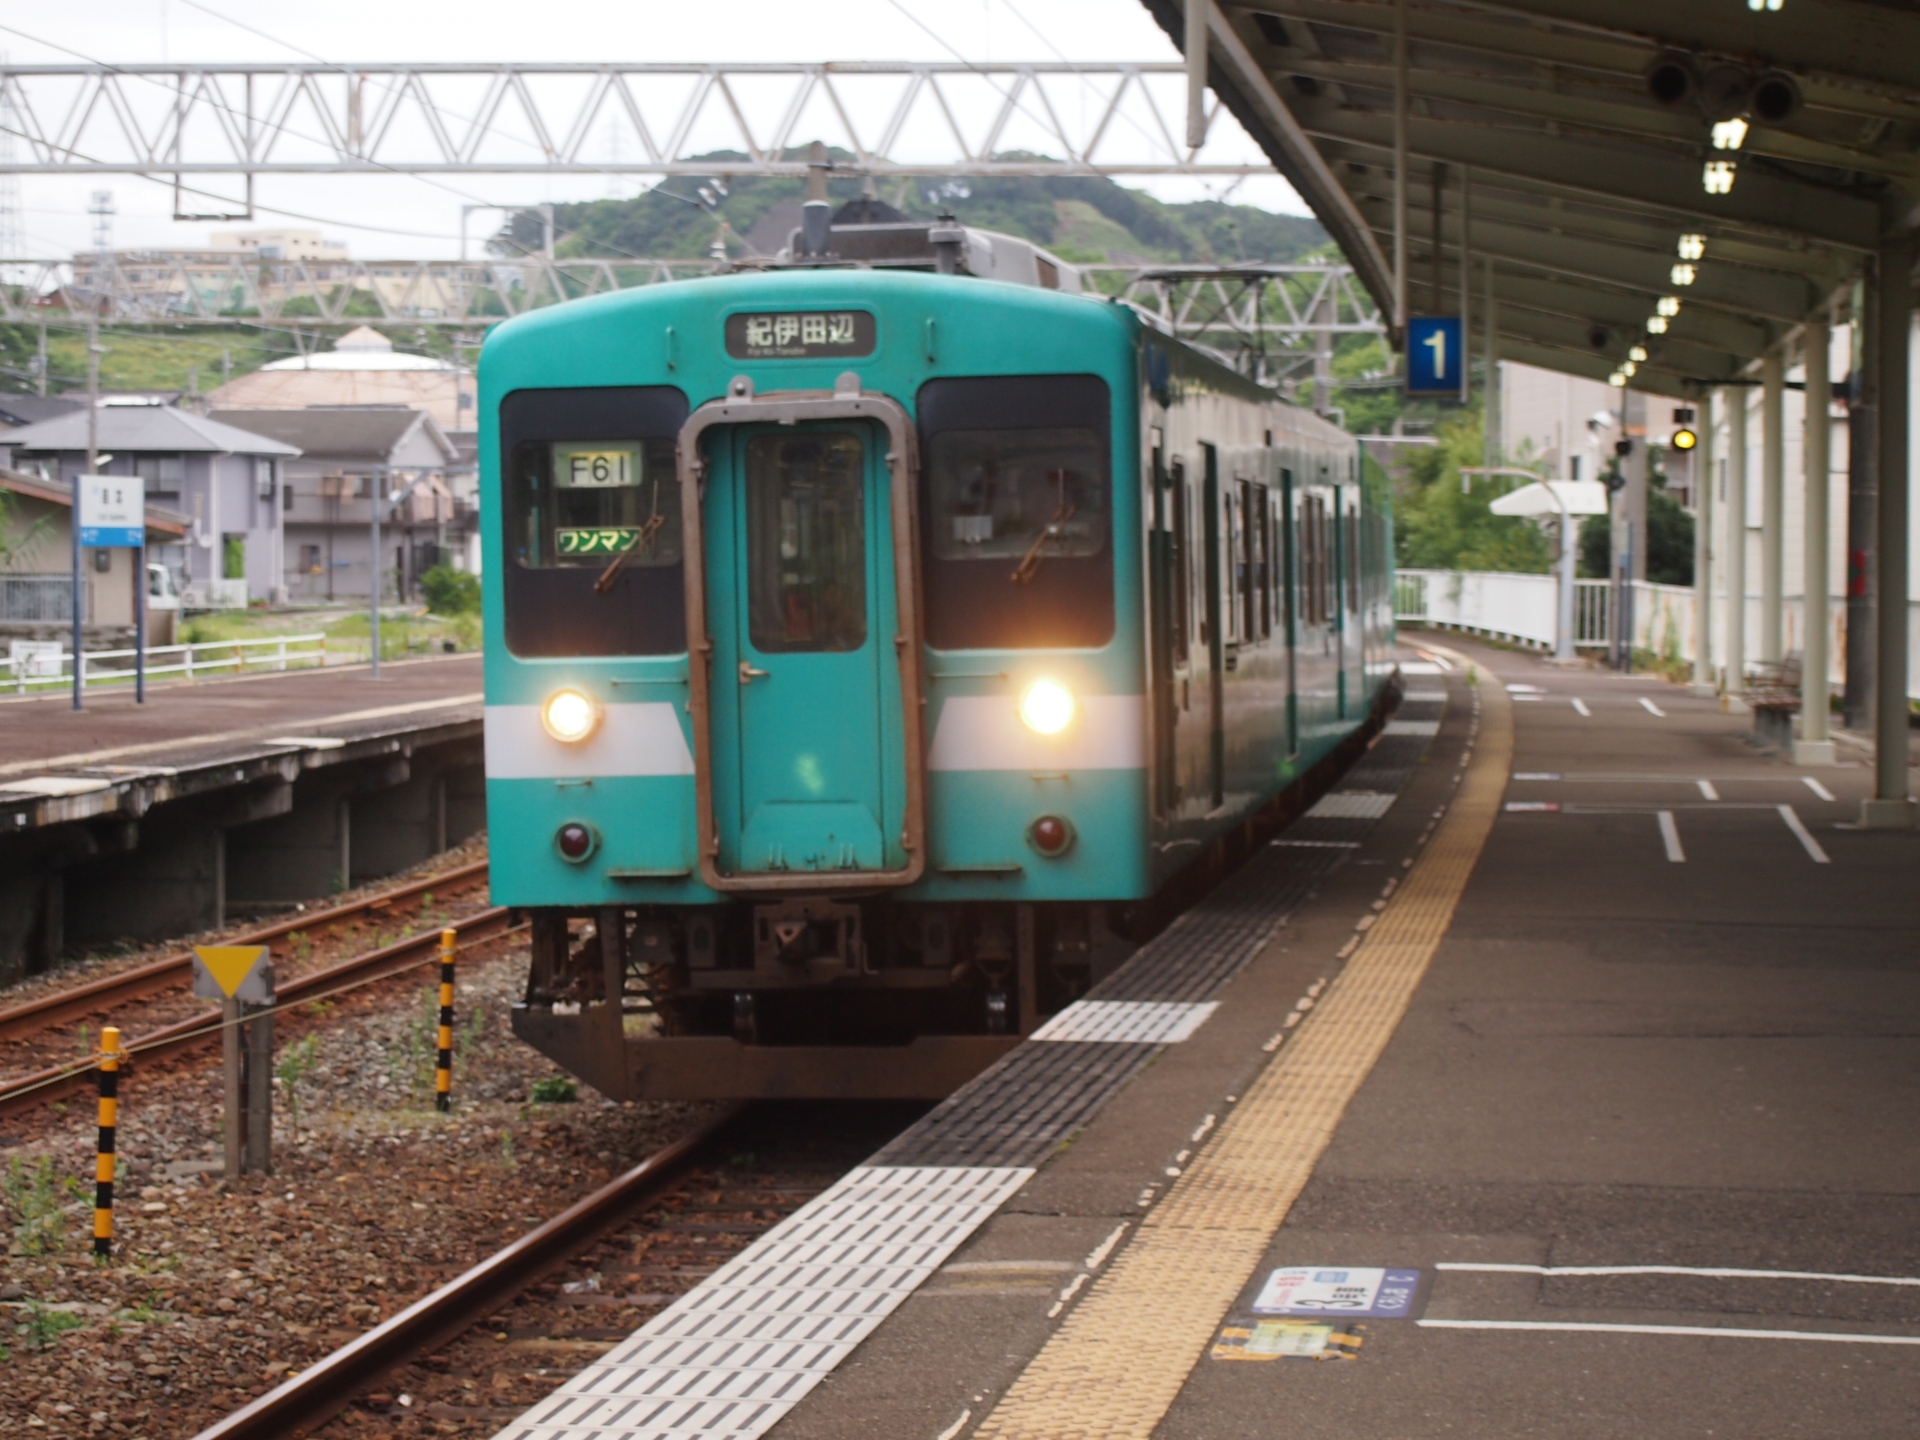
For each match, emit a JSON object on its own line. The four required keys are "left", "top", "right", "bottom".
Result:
{"left": 0, "top": 858, "right": 493, "bottom": 1117}
{"left": 188, "top": 1107, "right": 743, "bottom": 1440}
{"left": 6, "top": 632, "right": 327, "bottom": 694}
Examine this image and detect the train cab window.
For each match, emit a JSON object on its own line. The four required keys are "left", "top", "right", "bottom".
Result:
{"left": 500, "top": 385, "right": 688, "bottom": 657}
{"left": 918, "top": 375, "right": 1112, "bottom": 649}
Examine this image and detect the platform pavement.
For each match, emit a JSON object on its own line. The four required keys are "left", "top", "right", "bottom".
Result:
{"left": 760, "top": 640, "right": 1920, "bottom": 1440}
{"left": 0, "top": 652, "right": 481, "bottom": 777}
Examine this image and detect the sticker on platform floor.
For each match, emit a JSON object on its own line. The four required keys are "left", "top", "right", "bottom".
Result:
{"left": 1212, "top": 1320, "right": 1364, "bottom": 1361}
{"left": 1253, "top": 1267, "right": 1421, "bottom": 1318}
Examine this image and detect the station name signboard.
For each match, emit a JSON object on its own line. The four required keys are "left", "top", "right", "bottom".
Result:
{"left": 725, "top": 310, "right": 876, "bottom": 360}
{"left": 78, "top": 473, "right": 144, "bottom": 548}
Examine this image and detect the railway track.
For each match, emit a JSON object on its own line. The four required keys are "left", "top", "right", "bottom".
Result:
{"left": 187, "top": 1101, "right": 912, "bottom": 1440}
{"left": 0, "top": 858, "right": 503, "bottom": 1120}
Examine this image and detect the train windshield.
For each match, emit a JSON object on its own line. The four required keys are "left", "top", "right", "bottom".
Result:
{"left": 511, "top": 439, "right": 681, "bottom": 571}
{"left": 499, "top": 385, "right": 689, "bottom": 658}
{"left": 928, "top": 429, "right": 1105, "bottom": 570}
{"left": 918, "top": 374, "right": 1112, "bottom": 650}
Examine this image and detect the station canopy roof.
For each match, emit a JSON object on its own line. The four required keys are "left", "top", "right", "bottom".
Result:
{"left": 1148, "top": 0, "right": 1920, "bottom": 394}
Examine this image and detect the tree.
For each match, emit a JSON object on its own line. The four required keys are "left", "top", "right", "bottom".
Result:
{"left": 1393, "top": 404, "right": 1551, "bottom": 574}
{"left": 1578, "top": 474, "right": 1695, "bottom": 585}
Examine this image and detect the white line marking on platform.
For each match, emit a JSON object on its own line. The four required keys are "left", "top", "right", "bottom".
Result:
{"left": 934, "top": 1409, "right": 972, "bottom": 1440}
{"left": 1086, "top": 1224, "right": 1130, "bottom": 1270}
{"left": 1436, "top": 1263, "right": 1920, "bottom": 1286}
{"left": 1803, "top": 777, "right": 1837, "bottom": 802}
{"left": 1696, "top": 779, "right": 1719, "bottom": 801}
{"left": 1385, "top": 719, "right": 1441, "bottom": 735}
{"left": 1571, "top": 698, "right": 1592, "bottom": 716}
{"left": 491, "top": 1166, "right": 1031, "bottom": 1440}
{"left": 1307, "top": 791, "right": 1396, "bottom": 819}
{"left": 1403, "top": 689, "right": 1447, "bottom": 701}
{"left": 1511, "top": 694, "right": 1544, "bottom": 702}
{"left": 1657, "top": 810, "right": 1685, "bottom": 862}
{"left": 1417, "top": 1318, "right": 1920, "bottom": 1346}
{"left": 1029, "top": 1000, "right": 1219, "bottom": 1045}
{"left": 1400, "top": 662, "right": 1444, "bottom": 675}
{"left": 1640, "top": 697, "right": 1667, "bottom": 716}
{"left": 1272, "top": 839, "right": 1361, "bottom": 848}
{"left": 1513, "top": 772, "right": 1560, "bottom": 781}
{"left": 1778, "top": 805, "right": 1831, "bottom": 863}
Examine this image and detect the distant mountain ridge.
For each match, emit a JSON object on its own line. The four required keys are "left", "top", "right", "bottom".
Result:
{"left": 493, "top": 152, "right": 1329, "bottom": 269}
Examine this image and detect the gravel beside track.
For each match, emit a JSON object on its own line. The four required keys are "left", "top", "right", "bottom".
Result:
{"left": 0, "top": 935, "right": 732, "bottom": 1440}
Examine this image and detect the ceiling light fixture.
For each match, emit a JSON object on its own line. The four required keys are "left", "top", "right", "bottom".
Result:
{"left": 1658, "top": 296, "right": 1683, "bottom": 317}
{"left": 1703, "top": 161, "right": 1737, "bottom": 195}
{"left": 1647, "top": 316, "right": 1669, "bottom": 334}
{"left": 1678, "top": 234, "right": 1707, "bottom": 261}
{"left": 1711, "top": 117, "right": 1750, "bottom": 150}
{"left": 1671, "top": 264, "right": 1699, "bottom": 286}
{"left": 1630, "top": 346, "right": 1648, "bottom": 363}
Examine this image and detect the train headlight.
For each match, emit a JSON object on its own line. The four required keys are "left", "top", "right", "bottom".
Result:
{"left": 541, "top": 688, "right": 600, "bottom": 743}
{"left": 1018, "top": 679, "right": 1076, "bottom": 735}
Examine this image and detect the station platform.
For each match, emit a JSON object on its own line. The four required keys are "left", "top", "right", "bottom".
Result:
{"left": 0, "top": 655, "right": 483, "bottom": 976}
{"left": 493, "top": 640, "right": 1920, "bottom": 1440}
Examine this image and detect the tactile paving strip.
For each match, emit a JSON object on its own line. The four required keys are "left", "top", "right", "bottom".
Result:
{"left": 973, "top": 663, "right": 1514, "bottom": 1440}
{"left": 492, "top": 1166, "right": 1032, "bottom": 1440}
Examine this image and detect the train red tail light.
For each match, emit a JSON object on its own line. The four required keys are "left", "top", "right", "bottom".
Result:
{"left": 555, "top": 822, "right": 598, "bottom": 862}
{"left": 1028, "top": 815, "right": 1075, "bottom": 857}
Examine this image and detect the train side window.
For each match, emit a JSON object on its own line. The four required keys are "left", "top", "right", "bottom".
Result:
{"left": 1253, "top": 482, "right": 1271, "bottom": 639}
{"left": 917, "top": 375, "right": 1112, "bottom": 650}
{"left": 1346, "top": 503, "right": 1361, "bottom": 614}
{"left": 1170, "top": 458, "right": 1191, "bottom": 666}
{"left": 500, "top": 385, "right": 688, "bottom": 658}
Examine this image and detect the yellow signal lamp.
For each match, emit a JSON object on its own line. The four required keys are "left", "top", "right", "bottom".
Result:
{"left": 1670, "top": 428, "right": 1698, "bottom": 452}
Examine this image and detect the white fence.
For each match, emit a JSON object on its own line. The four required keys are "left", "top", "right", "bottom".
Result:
{"left": 7, "top": 633, "right": 327, "bottom": 694}
{"left": 1396, "top": 569, "right": 1920, "bottom": 699}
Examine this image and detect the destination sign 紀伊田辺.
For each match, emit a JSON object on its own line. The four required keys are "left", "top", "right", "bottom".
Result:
{"left": 725, "top": 310, "right": 875, "bottom": 360}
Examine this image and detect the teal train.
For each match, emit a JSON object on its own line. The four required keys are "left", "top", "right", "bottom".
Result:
{"left": 481, "top": 212, "right": 1394, "bottom": 1100}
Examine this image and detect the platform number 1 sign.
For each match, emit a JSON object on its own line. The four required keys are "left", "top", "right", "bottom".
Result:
{"left": 1405, "top": 316, "right": 1464, "bottom": 396}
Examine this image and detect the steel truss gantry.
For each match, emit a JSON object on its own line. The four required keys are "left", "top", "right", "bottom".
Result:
{"left": 4, "top": 253, "right": 1382, "bottom": 353}
{"left": 0, "top": 62, "right": 1272, "bottom": 180}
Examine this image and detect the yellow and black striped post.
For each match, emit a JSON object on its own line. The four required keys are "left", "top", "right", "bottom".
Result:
{"left": 435, "top": 928, "right": 455, "bottom": 1112}
{"left": 94, "top": 1026, "right": 120, "bottom": 1260}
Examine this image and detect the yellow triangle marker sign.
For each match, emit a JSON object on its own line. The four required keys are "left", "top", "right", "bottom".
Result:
{"left": 194, "top": 946, "right": 269, "bottom": 999}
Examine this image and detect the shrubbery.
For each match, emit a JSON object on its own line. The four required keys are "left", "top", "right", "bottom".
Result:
{"left": 421, "top": 564, "right": 481, "bottom": 616}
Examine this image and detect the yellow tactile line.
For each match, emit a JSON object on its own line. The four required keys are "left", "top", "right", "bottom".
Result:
{"left": 975, "top": 655, "right": 1510, "bottom": 1440}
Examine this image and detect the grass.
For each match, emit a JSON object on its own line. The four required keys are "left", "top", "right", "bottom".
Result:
{"left": 3, "top": 1155, "right": 85, "bottom": 1257}
{"left": 325, "top": 608, "right": 481, "bottom": 659}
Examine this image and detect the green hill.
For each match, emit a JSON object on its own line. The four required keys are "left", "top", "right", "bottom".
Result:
{"left": 493, "top": 152, "right": 1328, "bottom": 269}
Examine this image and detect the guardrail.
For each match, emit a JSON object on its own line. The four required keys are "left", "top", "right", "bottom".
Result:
{"left": 6, "top": 633, "right": 327, "bottom": 694}
{"left": 1394, "top": 569, "right": 1686, "bottom": 652}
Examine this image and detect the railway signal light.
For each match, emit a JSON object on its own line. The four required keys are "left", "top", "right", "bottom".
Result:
{"left": 1671, "top": 427, "right": 1698, "bottom": 452}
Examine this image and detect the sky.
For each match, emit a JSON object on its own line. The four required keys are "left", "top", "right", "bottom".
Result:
{"left": 0, "top": 0, "right": 1307, "bottom": 260}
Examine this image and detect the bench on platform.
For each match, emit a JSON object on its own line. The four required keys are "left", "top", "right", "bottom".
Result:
{"left": 1744, "top": 653, "right": 1802, "bottom": 750}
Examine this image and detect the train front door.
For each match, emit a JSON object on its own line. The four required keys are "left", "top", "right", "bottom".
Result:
{"left": 703, "top": 420, "right": 910, "bottom": 879}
